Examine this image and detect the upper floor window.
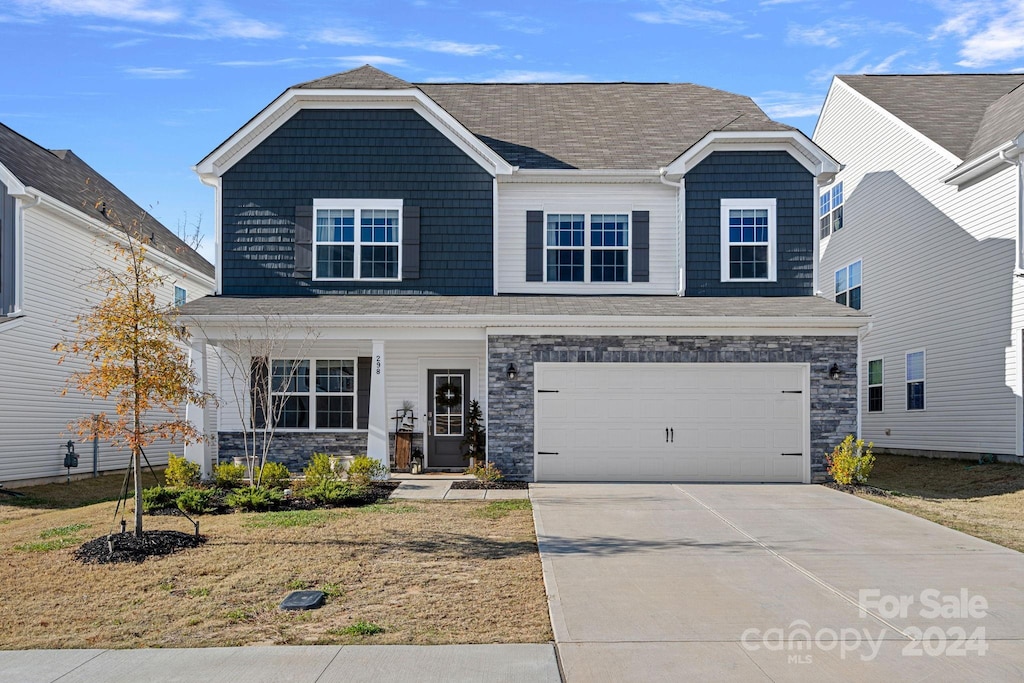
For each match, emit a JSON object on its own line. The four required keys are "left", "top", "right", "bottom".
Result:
{"left": 820, "top": 181, "right": 844, "bottom": 239}
{"left": 173, "top": 285, "right": 187, "bottom": 307}
{"left": 906, "top": 350, "right": 925, "bottom": 411}
{"left": 720, "top": 198, "right": 777, "bottom": 283}
{"left": 546, "top": 212, "right": 630, "bottom": 283}
{"left": 314, "top": 200, "right": 401, "bottom": 281}
{"left": 835, "top": 260, "right": 861, "bottom": 310}
{"left": 867, "top": 358, "right": 883, "bottom": 412}
{"left": 270, "top": 358, "right": 356, "bottom": 430}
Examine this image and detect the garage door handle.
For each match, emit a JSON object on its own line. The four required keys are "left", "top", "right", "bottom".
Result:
{"left": 781, "top": 390, "right": 802, "bottom": 394}
{"left": 538, "top": 389, "right": 559, "bottom": 393}
{"left": 670, "top": 428, "right": 674, "bottom": 443}
{"left": 538, "top": 451, "right": 559, "bottom": 455}
{"left": 781, "top": 453, "right": 803, "bottom": 457}
{"left": 665, "top": 428, "right": 669, "bottom": 443}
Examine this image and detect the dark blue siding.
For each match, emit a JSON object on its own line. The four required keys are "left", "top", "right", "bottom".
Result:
{"left": 221, "top": 109, "right": 494, "bottom": 295}
{"left": 684, "top": 151, "right": 814, "bottom": 296}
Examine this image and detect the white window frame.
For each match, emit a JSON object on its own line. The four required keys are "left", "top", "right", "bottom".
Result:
{"left": 312, "top": 199, "right": 403, "bottom": 282}
{"left": 269, "top": 357, "right": 359, "bottom": 431}
{"left": 819, "top": 181, "right": 844, "bottom": 239}
{"left": 834, "top": 259, "right": 862, "bottom": 310}
{"left": 905, "top": 350, "right": 926, "bottom": 411}
{"left": 173, "top": 285, "right": 187, "bottom": 307}
{"left": 543, "top": 211, "right": 631, "bottom": 284}
{"left": 720, "top": 198, "right": 777, "bottom": 283}
{"left": 867, "top": 357, "right": 883, "bottom": 413}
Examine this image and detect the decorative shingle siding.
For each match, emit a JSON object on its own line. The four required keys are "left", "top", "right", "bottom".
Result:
{"left": 685, "top": 151, "right": 814, "bottom": 296}
{"left": 221, "top": 108, "right": 494, "bottom": 296}
{"left": 487, "top": 334, "right": 857, "bottom": 481}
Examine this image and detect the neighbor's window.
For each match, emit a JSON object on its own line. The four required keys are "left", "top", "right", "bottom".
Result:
{"left": 820, "top": 181, "right": 844, "bottom": 239}
{"left": 720, "top": 198, "right": 777, "bottom": 282}
{"left": 835, "top": 260, "right": 862, "bottom": 310}
{"left": 270, "top": 358, "right": 356, "bottom": 429}
{"left": 173, "top": 285, "right": 187, "bottom": 307}
{"left": 314, "top": 200, "right": 401, "bottom": 281}
{"left": 906, "top": 351, "right": 925, "bottom": 411}
{"left": 545, "top": 212, "right": 630, "bottom": 283}
{"left": 868, "top": 358, "right": 883, "bottom": 412}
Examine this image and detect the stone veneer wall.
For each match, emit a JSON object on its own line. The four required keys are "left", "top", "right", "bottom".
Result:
{"left": 487, "top": 335, "right": 858, "bottom": 481}
{"left": 217, "top": 431, "right": 423, "bottom": 473}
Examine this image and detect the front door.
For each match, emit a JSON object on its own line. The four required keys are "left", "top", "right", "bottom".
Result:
{"left": 427, "top": 369, "right": 471, "bottom": 468}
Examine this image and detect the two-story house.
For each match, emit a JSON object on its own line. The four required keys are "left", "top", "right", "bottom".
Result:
{"left": 0, "top": 122, "right": 215, "bottom": 485}
{"left": 182, "top": 65, "right": 867, "bottom": 483}
{"left": 816, "top": 74, "right": 1024, "bottom": 463}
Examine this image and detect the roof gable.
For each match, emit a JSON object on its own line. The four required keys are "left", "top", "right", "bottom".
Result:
{"left": 296, "top": 65, "right": 413, "bottom": 90}
{"left": 0, "top": 122, "right": 213, "bottom": 277}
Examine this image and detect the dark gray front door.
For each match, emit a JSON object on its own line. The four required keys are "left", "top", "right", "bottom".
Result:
{"left": 427, "top": 369, "right": 470, "bottom": 468}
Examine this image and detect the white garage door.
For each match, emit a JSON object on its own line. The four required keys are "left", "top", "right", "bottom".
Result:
{"left": 534, "top": 363, "right": 809, "bottom": 483}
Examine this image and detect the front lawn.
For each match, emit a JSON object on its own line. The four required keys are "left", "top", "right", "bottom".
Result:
{"left": 0, "top": 493, "right": 550, "bottom": 648}
{"left": 855, "top": 454, "right": 1024, "bottom": 553}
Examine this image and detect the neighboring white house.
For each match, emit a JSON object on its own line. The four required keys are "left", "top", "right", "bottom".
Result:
{"left": 0, "top": 122, "right": 215, "bottom": 486}
{"left": 815, "top": 74, "right": 1024, "bottom": 461}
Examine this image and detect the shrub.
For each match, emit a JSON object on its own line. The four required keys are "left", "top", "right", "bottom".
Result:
{"left": 347, "top": 456, "right": 386, "bottom": 486}
{"left": 165, "top": 454, "right": 201, "bottom": 488}
{"left": 467, "top": 461, "right": 503, "bottom": 484}
{"left": 255, "top": 461, "right": 291, "bottom": 490}
{"left": 176, "top": 487, "right": 217, "bottom": 514}
{"left": 303, "top": 479, "right": 365, "bottom": 506}
{"left": 142, "top": 485, "right": 181, "bottom": 513}
{"left": 225, "top": 487, "right": 282, "bottom": 512}
{"left": 304, "top": 452, "right": 340, "bottom": 487}
{"left": 213, "top": 462, "right": 247, "bottom": 489}
{"left": 826, "top": 434, "right": 876, "bottom": 485}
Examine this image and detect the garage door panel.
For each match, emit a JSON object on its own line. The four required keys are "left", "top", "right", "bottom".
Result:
{"left": 535, "top": 363, "right": 808, "bottom": 483}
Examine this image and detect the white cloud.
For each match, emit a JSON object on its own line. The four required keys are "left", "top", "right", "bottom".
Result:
{"left": 633, "top": 0, "right": 739, "bottom": 28}
{"left": 480, "top": 10, "right": 545, "bottom": 35}
{"left": 788, "top": 26, "right": 840, "bottom": 48}
{"left": 483, "top": 70, "right": 590, "bottom": 83}
{"left": 393, "top": 39, "right": 499, "bottom": 56}
{"left": 311, "top": 28, "right": 374, "bottom": 46}
{"left": 193, "top": 4, "right": 281, "bottom": 39}
{"left": 808, "top": 49, "right": 908, "bottom": 84}
{"left": 788, "top": 19, "right": 914, "bottom": 49}
{"left": 123, "top": 66, "right": 190, "bottom": 78}
{"left": 932, "top": 1, "right": 1024, "bottom": 67}
{"left": 15, "top": 0, "right": 181, "bottom": 23}
{"left": 335, "top": 55, "right": 407, "bottom": 67}
{"left": 217, "top": 57, "right": 305, "bottom": 67}
{"left": 755, "top": 91, "right": 825, "bottom": 119}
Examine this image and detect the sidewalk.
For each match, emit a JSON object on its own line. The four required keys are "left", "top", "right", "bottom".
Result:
{"left": 389, "top": 476, "right": 529, "bottom": 501}
{"left": 0, "top": 644, "right": 561, "bottom": 683}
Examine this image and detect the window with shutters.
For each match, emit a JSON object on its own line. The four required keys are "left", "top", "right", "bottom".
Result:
{"left": 543, "top": 212, "right": 630, "bottom": 283}
{"left": 312, "top": 199, "right": 402, "bottom": 281}
{"left": 269, "top": 358, "right": 357, "bottom": 430}
{"left": 719, "top": 198, "right": 777, "bottom": 282}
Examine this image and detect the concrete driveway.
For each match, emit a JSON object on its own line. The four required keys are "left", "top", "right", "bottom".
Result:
{"left": 531, "top": 483, "right": 1024, "bottom": 682}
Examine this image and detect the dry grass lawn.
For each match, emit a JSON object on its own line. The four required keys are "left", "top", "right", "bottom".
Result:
{"left": 857, "top": 454, "right": 1024, "bottom": 553}
{"left": 0, "top": 474, "right": 550, "bottom": 649}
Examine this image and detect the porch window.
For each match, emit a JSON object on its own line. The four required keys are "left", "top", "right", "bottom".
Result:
{"left": 270, "top": 358, "right": 356, "bottom": 429}
{"left": 314, "top": 199, "right": 401, "bottom": 281}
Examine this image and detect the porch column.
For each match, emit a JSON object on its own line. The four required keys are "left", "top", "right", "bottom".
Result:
{"left": 184, "top": 338, "right": 211, "bottom": 478}
{"left": 367, "top": 339, "right": 390, "bottom": 478}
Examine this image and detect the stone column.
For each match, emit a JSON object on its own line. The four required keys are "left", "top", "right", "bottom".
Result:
{"left": 367, "top": 340, "right": 390, "bottom": 478}
{"left": 184, "top": 338, "right": 211, "bottom": 478}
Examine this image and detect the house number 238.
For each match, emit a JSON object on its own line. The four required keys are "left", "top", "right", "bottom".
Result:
{"left": 375, "top": 355, "right": 382, "bottom": 375}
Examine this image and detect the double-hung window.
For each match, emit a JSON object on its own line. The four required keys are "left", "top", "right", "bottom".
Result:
{"left": 835, "top": 260, "right": 862, "bottom": 310}
{"left": 820, "top": 181, "right": 844, "bottom": 239}
{"left": 173, "top": 285, "right": 187, "bottom": 307}
{"left": 868, "top": 358, "right": 883, "bottom": 412}
{"left": 270, "top": 358, "right": 357, "bottom": 429}
{"left": 314, "top": 200, "right": 401, "bottom": 280}
{"left": 545, "top": 212, "right": 630, "bottom": 283}
{"left": 720, "top": 198, "right": 777, "bottom": 282}
{"left": 906, "top": 351, "right": 925, "bottom": 411}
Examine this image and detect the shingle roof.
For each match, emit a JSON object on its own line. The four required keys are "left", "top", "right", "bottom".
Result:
{"left": 296, "top": 66, "right": 795, "bottom": 170}
{"left": 838, "top": 74, "right": 1024, "bottom": 161}
{"left": 0, "top": 122, "right": 213, "bottom": 277}
{"left": 180, "top": 294, "right": 866, "bottom": 320}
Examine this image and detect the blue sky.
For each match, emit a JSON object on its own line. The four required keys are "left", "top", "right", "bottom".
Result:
{"left": 3, "top": 0, "right": 1024, "bottom": 262}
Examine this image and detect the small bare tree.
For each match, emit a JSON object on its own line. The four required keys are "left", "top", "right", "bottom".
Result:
{"left": 176, "top": 211, "right": 205, "bottom": 252}
{"left": 192, "top": 313, "right": 321, "bottom": 487}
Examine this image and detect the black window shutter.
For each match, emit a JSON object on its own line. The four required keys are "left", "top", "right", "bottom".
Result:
{"left": 250, "top": 356, "right": 269, "bottom": 429}
{"left": 357, "top": 356, "right": 371, "bottom": 430}
{"left": 402, "top": 205, "right": 420, "bottom": 280}
{"left": 632, "top": 210, "right": 650, "bottom": 283}
{"left": 294, "top": 205, "right": 313, "bottom": 279}
{"left": 526, "top": 210, "right": 544, "bottom": 282}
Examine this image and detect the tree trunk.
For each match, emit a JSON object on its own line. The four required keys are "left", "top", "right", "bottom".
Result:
{"left": 133, "top": 445, "right": 143, "bottom": 537}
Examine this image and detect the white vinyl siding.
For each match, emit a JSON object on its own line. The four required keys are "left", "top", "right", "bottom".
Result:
{"left": 816, "top": 78, "right": 1022, "bottom": 455}
{"left": 0, "top": 205, "right": 214, "bottom": 484}
{"left": 496, "top": 179, "right": 678, "bottom": 294}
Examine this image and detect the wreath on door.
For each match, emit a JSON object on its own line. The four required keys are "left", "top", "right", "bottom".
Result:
{"left": 435, "top": 381, "right": 462, "bottom": 409}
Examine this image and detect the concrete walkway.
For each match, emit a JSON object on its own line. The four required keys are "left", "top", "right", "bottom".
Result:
{"left": 0, "top": 645, "right": 560, "bottom": 683}
{"left": 531, "top": 483, "right": 1024, "bottom": 682}
{"left": 390, "top": 479, "right": 529, "bottom": 500}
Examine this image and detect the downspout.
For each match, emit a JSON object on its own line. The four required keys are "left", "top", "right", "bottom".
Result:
{"left": 856, "top": 321, "right": 874, "bottom": 440}
{"left": 659, "top": 169, "right": 684, "bottom": 296}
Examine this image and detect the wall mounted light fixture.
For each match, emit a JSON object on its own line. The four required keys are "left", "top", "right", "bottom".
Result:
{"left": 506, "top": 363, "right": 518, "bottom": 381}
{"left": 829, "top": 363, "right": 843, "bottom": 380}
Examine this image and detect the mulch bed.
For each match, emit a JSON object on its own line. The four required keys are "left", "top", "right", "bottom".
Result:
{"left": 144, "top": 481, "right": 401, "bottom": 516}
{"left": 75, "top": 531, "right": 206, "bottom": 565}
{"left": 821, "top": 482, "right": 895, "bottom": 498}
{"left": 450, "top": 480, "right": 530, "bottom": 490}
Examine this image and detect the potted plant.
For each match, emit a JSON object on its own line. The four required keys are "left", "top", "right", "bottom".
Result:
{"left": 461, "top": 399, "right": 486, "bottom": 468}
